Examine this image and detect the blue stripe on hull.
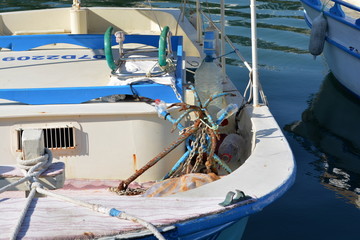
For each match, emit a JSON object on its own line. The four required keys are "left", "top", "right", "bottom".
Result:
{"left": 302, "top": 3, "right": 360, "bottom": 60}
{"left": 174, "top": 164, "right": 296, "bottom": 240}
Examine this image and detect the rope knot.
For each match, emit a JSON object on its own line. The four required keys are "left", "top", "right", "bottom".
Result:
{"left": 16, "top": 148, "right": 53, "bottom": 177}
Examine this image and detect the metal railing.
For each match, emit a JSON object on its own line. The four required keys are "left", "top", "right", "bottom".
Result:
{"left": 195, "top": 0, "right": 268, "bottom": 106}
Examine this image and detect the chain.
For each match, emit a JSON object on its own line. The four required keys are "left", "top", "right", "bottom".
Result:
{"left": 181, "top": 123, "right": 205, "bottom": 175}
{"left": 163, "top": 59, "right": 182, "bottom": 102}
{"left": 170, "top": 80, "right": 183, "bottom": 102}
{"left": 179, "top": 122, "right": 214, "bottom": 175}
{"left": 109, "top": 187, "right": 147, "bottom": 196}
{"left": 181, "top": 133, "right": 199, "bottom": 174}
{"left": 191, "top": 127, "right": 208, "bottom": 173}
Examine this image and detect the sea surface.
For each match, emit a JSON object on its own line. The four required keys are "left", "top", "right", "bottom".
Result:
{"left": 1, "top": 0, "right": 359, "bottom": 239}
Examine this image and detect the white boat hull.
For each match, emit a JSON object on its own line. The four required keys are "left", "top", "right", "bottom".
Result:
{"left": 301, "top": 0, "right": 360, "bottom": 97}
{"left": 0, "top": 5, "right": 295, "bottom": 239}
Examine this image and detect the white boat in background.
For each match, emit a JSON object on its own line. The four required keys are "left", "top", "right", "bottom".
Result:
{"left": 0, "top": 1, "right": 295, "bottom": 239}
{"left": 300, "top": 0, "right": 360, "bottom": 97}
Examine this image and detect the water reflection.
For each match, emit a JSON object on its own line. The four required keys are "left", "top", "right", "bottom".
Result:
{"left": 286, "top": 73, "right": 360, "bottom": 208}
{"left": 0, "top": 0, "right": 145, "bottom": 12}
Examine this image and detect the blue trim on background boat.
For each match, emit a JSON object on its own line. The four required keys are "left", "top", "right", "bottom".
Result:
{"left": 304, "top": 0, "right": 321, "bottom": 7}
{"left": 330, "top": 2, "right": 345, "bottom": 18}
{"left": 303, "top": 9, "right": 360, "bottom": 60}
{"left": 326, "top": 37, "right": 360, "bottom": 60}
{"left": 300, "top": 0, "right": 360, "bottom": 31}
{"left": 0, "top": 35, "right": 183, "bottom": 104}
{"left": 174, "top": 157, "right": 297, "bottom": 239}
{"left": 332, "top": 0, "right": 360, "bottom": 12}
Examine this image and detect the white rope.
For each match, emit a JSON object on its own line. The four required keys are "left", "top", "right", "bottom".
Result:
{"left": 2, "top": 148, "right": 165, "bottom": 240}
{"left": 35, "top": 187, "right": 166, "bottom": 240}
{"left": 0, "top": 173, "right": 32, "bottom": 194}
{"left": 36, "top": 186, "right": 101, "bottom": 211}
{"left": 0, "top": 149, "right": 52, "bottom": 194}
{"left": 5, "top": 149, "right": 53, "bottom": 239}
{"left": 17, "top": 148, "right": 53, "bottom": 172}
{"left": 118, "top": 212, "right": 166, "bottom": 240}
{"left": 9, "top": 184, "right": 38, "bottom": 240}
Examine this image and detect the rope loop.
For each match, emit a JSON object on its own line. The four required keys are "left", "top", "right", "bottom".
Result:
{"left": 16, "top": 148, "right": 53, "bottom": 176}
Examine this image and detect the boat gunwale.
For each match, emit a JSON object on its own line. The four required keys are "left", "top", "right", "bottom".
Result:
{"left": 300, "top": 0, "right": 360, "bottom": 30}
{"left": 302, "top": 10, "right": 360, "bottom": 60}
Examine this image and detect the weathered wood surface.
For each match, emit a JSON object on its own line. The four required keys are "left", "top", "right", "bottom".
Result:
{"left": 0, "top": 188, "right": 228, "bottom": 239}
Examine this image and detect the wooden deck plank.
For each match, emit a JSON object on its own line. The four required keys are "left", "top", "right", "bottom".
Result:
{"left": 0, "top": 192, "right": 228, "bottom": 239}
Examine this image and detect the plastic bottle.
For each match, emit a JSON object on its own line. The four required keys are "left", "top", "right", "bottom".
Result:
{"left": 194, "top": 25, "right": 223, "bottom": 117}
{"left": 216, "top": 103, "right": 239, "bottom": 124}
{"left": 154, "top": 99, "right": 168, "bottom": 118}
{"left": 194, "top": 56, "right": 224, "bottom": 116}
{"left": 203, "top": 24, "right": 219, "bottom": 58}
{"left": 216, "top": 103, "right": 239, "bottom": 134}
{"left": 218, "top": 133, "right": 244, "bottom": 162}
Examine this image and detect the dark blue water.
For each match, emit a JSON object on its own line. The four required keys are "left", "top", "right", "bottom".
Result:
{"left": 1, "top": 1, "right": 359, "bottom": 239}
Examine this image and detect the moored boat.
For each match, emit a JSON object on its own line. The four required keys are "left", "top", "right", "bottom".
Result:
{"left": 0, "top": 1, "right": 295, "bottom": 239}
{"left": 300, "top": 0, "right": 360, "bottom": 98}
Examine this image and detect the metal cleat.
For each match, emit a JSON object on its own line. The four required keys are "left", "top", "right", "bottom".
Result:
{"left": 219, "top": 189, "right": 251, "bottom": 207}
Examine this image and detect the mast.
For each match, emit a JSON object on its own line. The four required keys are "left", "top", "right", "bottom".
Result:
{"left": 196, "top": 0, "right": 202, "bottom": 43}
{"left": 220, "top": 0, "right": 226, "bottom": 75}
{"left": 250, "top": 0, "right": 259, "bottom": 106}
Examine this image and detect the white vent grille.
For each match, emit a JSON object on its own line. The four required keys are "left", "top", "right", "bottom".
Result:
{"left": 17, "top": 127, "right": 76, "bottom": 151}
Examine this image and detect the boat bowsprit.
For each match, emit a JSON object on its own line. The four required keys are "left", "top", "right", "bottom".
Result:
{"left": 0, "top": 1, "right": 295, "bottom": 239}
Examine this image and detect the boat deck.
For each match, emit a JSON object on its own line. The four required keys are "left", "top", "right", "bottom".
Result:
{"left": 0, "top": 179, "right": 253, "bottom": 239}
{"left": 0, "top": 34, "right": 184, "bottom": 105}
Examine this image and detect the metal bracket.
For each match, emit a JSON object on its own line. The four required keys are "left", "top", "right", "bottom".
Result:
{"left": 219, "top": 189, "right": 251, "bottom": 207}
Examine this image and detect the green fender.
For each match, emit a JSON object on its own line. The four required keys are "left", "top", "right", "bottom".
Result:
{"left": 158, "top": 26, "right": 169, "bottom": 67}
{"left": 104, "top": 26, "right": 117, "bottom": 71}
